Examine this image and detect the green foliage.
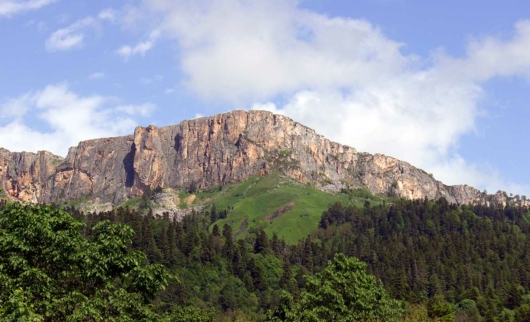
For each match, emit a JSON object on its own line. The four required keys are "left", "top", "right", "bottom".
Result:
{"left": 340, "top": 187, "right": 380, "bottom": 201}
{"left": 404, "top": 303, "right": 429, "bottom": 322}
{"left": 314, "top": 198, "right": 530, "bottom": 320}
{"left": 0, "top": 202, "right": 170, "bottom": 321}
{"left": 427, "top": 295, "right": 454, "bottom": 321}
{"left": 254, "top": 230, "right": 271, "bottom": 255}
{"left": 52, "top": 194, "right": 530, "bottom": 321}
{"left": 119, "top": 197, "right": 142, "bottom": 208}
{"left": 210, "top": 173, "right": 378, "bottom": 243}
{"left": 266, "top": 253, "right": 404, "bottom": 321}
{"left": 166, "top": 306, "right": 214, "bottom": 321}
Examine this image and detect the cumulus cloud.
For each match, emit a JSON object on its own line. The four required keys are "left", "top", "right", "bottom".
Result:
{"left": 0, "top": 83, "right": 155, "bottom": 156}
{"left": 143, "top": 0, "right": 411, "bottom": 102}
{"left": 132, "top": 0, "right": 530, "bottom": 195}
{"left": 45, "top": 17, "right": 98, "bottom": 51}
{"left": 0, "top": 0, "right": 57, "bottom": 18}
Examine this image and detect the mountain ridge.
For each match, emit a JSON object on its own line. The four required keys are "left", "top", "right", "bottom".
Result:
{"left": 0, "top": 110, "right": 527, "bottom": 210}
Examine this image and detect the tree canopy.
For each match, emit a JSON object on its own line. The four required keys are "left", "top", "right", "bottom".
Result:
{"left": 0, "top": 202, "right": 170, "bottom": 321}
{"left": 267, "top": 253, "right": 404, "bottom": 321}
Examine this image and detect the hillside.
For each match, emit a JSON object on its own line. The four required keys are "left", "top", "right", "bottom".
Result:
{"left": 0, "top": 110, "right": 527, "bottom": 213}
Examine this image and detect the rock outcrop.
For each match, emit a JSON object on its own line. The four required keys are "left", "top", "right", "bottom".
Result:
{"left": 0, "top": 110, "right": 528, "bottom": 208}
{"left": 0, "top": 149, "right": 63, "bottom": 203}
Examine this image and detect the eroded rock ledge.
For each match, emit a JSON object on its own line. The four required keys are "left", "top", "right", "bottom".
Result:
{"left": 0, "top": 110, "right": 527, "bottom": 208}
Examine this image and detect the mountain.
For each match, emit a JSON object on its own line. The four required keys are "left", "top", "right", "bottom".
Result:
{"left": 0, "top": 110, "right": 527, "bottom": 211}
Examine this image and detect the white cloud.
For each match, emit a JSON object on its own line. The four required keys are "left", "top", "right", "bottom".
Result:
{"left": 145, "top": 0, "right": 410, "bottom": 101}
{"left": 449, "top": 20, "right": 530, "bottom": 82}
{"left": 0, "top": 84, "right": 151, "bottom": 156}
{"left": 115, "top": 103, "right": 156, "bottom": 116}
{"left": 0, "top": 0, "right": 57, "bottom": 18}
{"left": 116, "top": 29, "right": 160, "bottom": 60}
{"left": 98, "top": 8, "right": 117, "bottom": 23}
{"left": 88, "top": 72, "right": 105, "bottom": 80}
{"left": 0, "top": 92, "right": 34, "bottom": 118}
{"left": 164, "top": 88, "right": 175, "bottom": 94}
{"left": 45, "top": 17, "right": 98, "bottom": 51}
{"left": 251, "top": 102, "right": 283, "bottom": 115}
{"left": 137, "top": 0, "right": 530, "bottom": 195}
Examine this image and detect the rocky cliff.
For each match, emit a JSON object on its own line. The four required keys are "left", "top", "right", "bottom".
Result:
{"left": 0, "top": 148, "right": 63, "bottom": 203}
{"left": 0, "top": 110, "right": 527, "bottom": 208}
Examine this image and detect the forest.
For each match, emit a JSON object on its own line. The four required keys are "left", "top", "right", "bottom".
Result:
{"left": 2, "top": 194, "right": 530, "bottom": 321}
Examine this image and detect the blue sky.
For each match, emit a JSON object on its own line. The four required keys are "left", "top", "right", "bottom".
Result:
{"left": 1, "top": 0, "right": 530, "bottom": 196}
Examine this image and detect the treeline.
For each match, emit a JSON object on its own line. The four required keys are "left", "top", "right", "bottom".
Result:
{"left": 70, "top": 207, "right": 295, "bottom": 319}
{"left": 316, "top": 198, "right": 530, "bottom": 321}
{"left": 65, "top": 197, "right": 530, "bottom": 321}
{"left": 1, "top": 199, "right": 404, "bottom": 321}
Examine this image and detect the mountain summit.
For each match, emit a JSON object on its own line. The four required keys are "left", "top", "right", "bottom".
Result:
{"left": 0, "top": 110, "right": 525, "bottom": 209}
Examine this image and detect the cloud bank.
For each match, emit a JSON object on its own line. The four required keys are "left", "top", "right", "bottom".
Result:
{"left": 0, "top": 83, "right": 155, "bottom": 156}
{"left": 124, "top": 0, "right": 530, "bottom": 195}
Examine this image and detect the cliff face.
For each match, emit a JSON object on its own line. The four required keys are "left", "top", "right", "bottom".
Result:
{"left": 0, "top": 148, "right": 63, "bottom": 203}
{"left": 46, "top": 135, "right": 135, "bottom": 205}
{"left": 0, "top": 110, "right": 527, "bottom": 208}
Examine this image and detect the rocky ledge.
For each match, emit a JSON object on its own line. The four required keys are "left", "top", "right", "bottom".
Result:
{"left": 0, "top": 110, "right": 527, "bottom": 209}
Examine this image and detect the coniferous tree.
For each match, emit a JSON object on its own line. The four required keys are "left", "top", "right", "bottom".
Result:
{"left": 279, "top": 259, "right": 292, "bottom": 289}
{"left": 167, "top": 223, "right": 177, "bottom": 265}
{"left": 271, "top": 232, "right": 280, "bottom": 256}
{"left": 142, "top": 214, "right": 162, "bottom": 263}
{"left": 301, "top": 238, "right": 313, "bottom": 273}
{"left": 175, "top": 222, "right": 184, "bottom": 250}
{"left": 212, "top": 224, "right": 220, "bottom": 237}
{"left": 222, "top": 224, "right": 234, "bottom": 259}
{"left": 255, "top": 230, "right": 271, "bottom": 255}
{"left": 247, "top": 257, "right": 268, "bottom": 291}
{"left": 210, "top": 204, "right": 217, "bottom": 223}
{"left": 158, "top": 225, "right": 170, "bottom": 266}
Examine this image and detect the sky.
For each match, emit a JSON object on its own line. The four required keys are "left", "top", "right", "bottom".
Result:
{"left": 1, "top": 0, "right": 530, "bottom": 196}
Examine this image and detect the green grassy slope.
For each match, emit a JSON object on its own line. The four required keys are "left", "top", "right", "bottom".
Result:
{"left": 54, "top": 172, "right": 381, "bottom": 244}
{"left": 185, "top": 173, "right": 380, "bottom": 243}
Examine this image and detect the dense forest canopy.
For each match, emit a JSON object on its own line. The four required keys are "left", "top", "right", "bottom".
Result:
{"left": 2, "top": 192, "right": 530, "bottom": 321}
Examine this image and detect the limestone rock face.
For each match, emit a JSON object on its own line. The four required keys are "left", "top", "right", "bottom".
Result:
{"left": 0, "top": 149, "right": 63, "bottom": 203}
{"left": 46, "top": 136, "right": 135, "bottom": 205}
{"left": 0, "top": 110, "right": 527, "bottom": 208}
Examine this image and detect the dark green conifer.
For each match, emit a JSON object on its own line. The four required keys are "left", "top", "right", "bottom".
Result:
{"left": 210, "top": 204, "right": 217, "bottom": 223}
{"left": 222, "top": 224, "right": 234, "bottom": 259}
{"left": 279, "top": 259, "right": 292, "bottom": 289}
{"left": 254, "top": 230, "right": 271, "bottom": 255}
{"left": 212, "top": 224, "right": 220, "bottom": 236}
